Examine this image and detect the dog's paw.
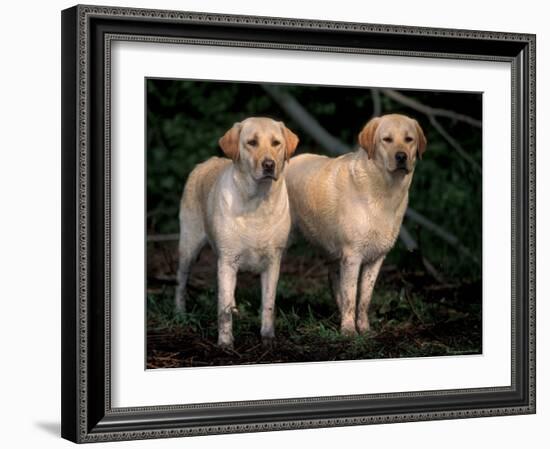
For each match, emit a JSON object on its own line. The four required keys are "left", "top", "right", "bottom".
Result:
{"left": 356, "top": 319, "right": 371, "bottom": 335}
{"left": 217, "top": 336, "right": 234, "bottom": 350}
{"left": 261, "top": 336, "right": 275, "bottom": 349}
{"left": 174, "top": 291, "right": 186, "bottom": 315}
{"left": 341, "top": 325, "right": 358, "bottom": 337}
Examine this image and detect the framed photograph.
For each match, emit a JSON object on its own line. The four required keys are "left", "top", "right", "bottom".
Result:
{"left": 61, "top": 4, "right": 536, "bottom": 443}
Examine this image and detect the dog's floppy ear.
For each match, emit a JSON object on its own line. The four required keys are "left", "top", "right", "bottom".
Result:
{"left": 280, "top": 122, "right": 299, "bottom": 161}
{"left": 358, "top": 117, "right": 381, "bottom": 159}
{"left": 413, "top": 119, "right": 427, "bottom": 160}
{"left": 219, "top": 122, "right": 242, "bottom": 161}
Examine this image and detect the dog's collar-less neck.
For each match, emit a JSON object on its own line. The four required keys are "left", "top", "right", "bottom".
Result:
{"left": 230, "top": 164, "right": 284, "bottom": 202}
{"left": 352, "top": 149, "right": 413, "bottom": 199}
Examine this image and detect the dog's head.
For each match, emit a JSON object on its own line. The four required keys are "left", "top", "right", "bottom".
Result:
{"left": 358, "top": 114, "right": 427, "bottom": 175}
{"left": 219, "top": 117, "right": 299, "bottom": 182}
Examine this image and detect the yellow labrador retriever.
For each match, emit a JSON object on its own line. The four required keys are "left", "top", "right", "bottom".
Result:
{"left": 286, "top": 114, "right": 426, "bottom": 336}
{"left": 175, "top": 117, "right": 299, "bottom": 348}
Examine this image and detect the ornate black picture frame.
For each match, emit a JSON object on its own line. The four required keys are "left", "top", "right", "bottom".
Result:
{"left": 61, "top": 4, "right": 536, "bottom": 443}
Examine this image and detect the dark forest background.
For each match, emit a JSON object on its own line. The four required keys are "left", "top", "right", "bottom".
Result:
{"left": 146, "top": 79, "right": 482, "bottom": 368}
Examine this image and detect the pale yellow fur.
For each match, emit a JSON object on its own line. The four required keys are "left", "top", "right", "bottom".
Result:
{"left": 286, "top": 114, "right": 426, "bottom": 335}
{"left": 175, "top": 117, "right": 299, "bottom": 348}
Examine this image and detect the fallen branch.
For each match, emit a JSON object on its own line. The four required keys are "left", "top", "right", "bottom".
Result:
{"left": 421, "top": 255, "right": 446, "bottom": 284}
{"left": 262, "top": 84, "right": 349, "bottom": 155}
{"left": 405, "top": 208, "right": 479, "bottom": 264}
{"left": 380, "top": 89, "right": 482, "bottom": 128}
{"left": 429, "top": 116, "right": 482, "bottom": 174}
{"left": 371, "top": 88, "right": 382, "bottom": 118}
{"left": 399, "top": 226, "right": 418, "bottom": 252}
{"left": 400, "top": 227, "right": 445, "bottom": 281}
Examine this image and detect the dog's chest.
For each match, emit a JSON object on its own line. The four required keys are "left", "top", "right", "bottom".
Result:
{"left": 213, "top": 207, "right": 290, "bottom": 272}
{"left": 342, "top": 199, "right": 404, "bottom": 260}
{"left": 235, "top": 246, "right": 275, "bottom": 272}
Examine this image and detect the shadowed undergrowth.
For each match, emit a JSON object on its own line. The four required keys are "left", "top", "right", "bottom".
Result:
{"left": 146, "top": 244, "right": 481, "bottom": 369}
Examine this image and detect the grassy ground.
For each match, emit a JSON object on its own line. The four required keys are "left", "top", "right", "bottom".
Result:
{"left": 146, "top": 240, "right": 482, "bottom": 368}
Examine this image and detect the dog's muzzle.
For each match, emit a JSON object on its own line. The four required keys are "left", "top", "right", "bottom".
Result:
{"left": 261, "top": 158, "right": 276, "bottom": 179}
{"left": 394, "top": 151, "right": 410, "bottom": 173}
{"left": 395, "top": 151, "right": 407, "bottom": 167}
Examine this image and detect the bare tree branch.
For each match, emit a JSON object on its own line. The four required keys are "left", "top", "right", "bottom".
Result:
{"left": 371, "top": 88, "right": 382, "bottom": 118}
{"left": 380, "top": 89, "right": 482, "bottom": 128}
{"left": 429, "top": 116, "right": 482, "bottom": 174}
{"left": 399, "top": 226, "right": 418, "bottom": 252}
{"left": 421, "top": 255, "right": 446, "bottom": 283}
{"left": 400, "top": 225, "right": 445, "bottom": 280}
{"left": 405, "top": 208, "right": 479, "bottom": 264}
{"left": 262, "top": 84, "right": 349, "bottom": 155}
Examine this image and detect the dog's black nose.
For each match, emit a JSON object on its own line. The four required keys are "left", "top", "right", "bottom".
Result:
{"left": 395, "top": 152, "right": 407, "bottom": 164}
{"left": 262, "top": 159, "right": 275, "bottom": 173}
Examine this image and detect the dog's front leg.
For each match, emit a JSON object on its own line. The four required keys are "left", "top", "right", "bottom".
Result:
{"left": 260, "top": 254, "right": 282, "bottom": 347}
{"left": 356, "top": 257, "right": 384, "bottom": 334}
{"left": 217, "top": 259, "right": 238, "bottom": 349}
{"left": 339, "top": 253, "right": 362, "bottom": 336}
{"left": 327, "top": 261, "right": 342, "bottom": 314}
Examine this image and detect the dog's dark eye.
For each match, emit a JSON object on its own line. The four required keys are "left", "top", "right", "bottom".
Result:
{"left": 382, "top": 136, "right": 393, "bottom": 143}
{"left": 404, "top": 136, "right": 414, "bottom": 143}
{"left": 272, "top": 139, "right": 281, "bottom": 147}
{"left": 247, "top": 139, "right": 258, "bottom": 147}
